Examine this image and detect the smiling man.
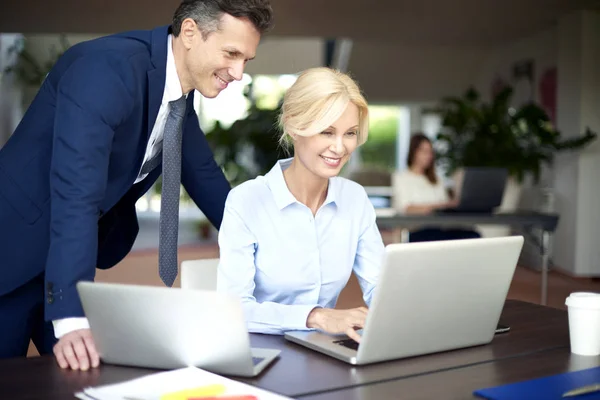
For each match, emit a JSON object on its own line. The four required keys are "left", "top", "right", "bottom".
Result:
{"left": 0, "top": 0, "right": 273, "bottom": 370}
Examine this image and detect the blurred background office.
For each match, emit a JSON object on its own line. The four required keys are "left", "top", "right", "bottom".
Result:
{"left": 1, "top": 0, "right": 599, "bottom": 321}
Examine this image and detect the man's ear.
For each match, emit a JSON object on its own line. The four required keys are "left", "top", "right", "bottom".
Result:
{"left": 179, "top": 18, "right": 198, "bottom": 49}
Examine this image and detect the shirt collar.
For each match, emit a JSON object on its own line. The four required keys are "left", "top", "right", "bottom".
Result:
{"left": 266, "top": 158, "right": 339, "bottom": 211}
{"left": 165, "top": 34, "right": 184, "bottom": 102}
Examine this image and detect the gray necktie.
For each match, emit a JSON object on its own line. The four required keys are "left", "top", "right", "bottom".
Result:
{"left": 158, "top": 96, "right": 187, "bottom": 286}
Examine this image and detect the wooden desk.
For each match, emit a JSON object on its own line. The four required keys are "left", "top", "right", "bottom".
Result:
{"left": 300, "top": 347, "right": 600, "bottom": 400}
{"left": 237, "top": 301, "right": 569, "bottom": 397}
{"left": 0, "top": 300, "right": 569, "bottom": 399}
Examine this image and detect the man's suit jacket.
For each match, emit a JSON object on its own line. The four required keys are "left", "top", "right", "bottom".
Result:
{"left": 0, "top": 25, "right": 231, "bottom": 321}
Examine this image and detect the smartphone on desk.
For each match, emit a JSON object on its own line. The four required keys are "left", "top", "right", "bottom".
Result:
{"left": 495, "top": 324, "right": 510, "bottom": 334}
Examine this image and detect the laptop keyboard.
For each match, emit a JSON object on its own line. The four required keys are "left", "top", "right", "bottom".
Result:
{"left": 252, "top": 357, "right": 265, "bottom": 366}
{"left": 333, "top": 338, "right": 359, "bottom": 351}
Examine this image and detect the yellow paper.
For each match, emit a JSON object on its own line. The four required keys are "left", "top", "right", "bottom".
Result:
{"left": 160, "top": 384, "right": 226, "bottom": 400}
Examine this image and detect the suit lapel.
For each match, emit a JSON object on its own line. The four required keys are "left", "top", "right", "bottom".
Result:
{"left": 128, "top": 25, "right": 169, "bottom": 188}
{"left": 147, "top": 69, "right": 164, "bottom": 140}
{"left": 146, "top": 25, "right": 170, "bottom": 140}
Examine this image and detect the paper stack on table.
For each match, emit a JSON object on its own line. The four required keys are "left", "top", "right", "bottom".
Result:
{"left": 75, "top": 366, "right": 291, "bottom": 400}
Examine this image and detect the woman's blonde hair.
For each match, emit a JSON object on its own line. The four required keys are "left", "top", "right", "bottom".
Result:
{"left": 278, "top": 67, "right": 369, "bottom": 149}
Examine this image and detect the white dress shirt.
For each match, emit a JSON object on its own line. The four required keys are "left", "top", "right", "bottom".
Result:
{"left": 53, "top": 34, "right": 184, "bottom": 339}
{"left": 217, "top": 158, "right": 385, "bottom": 335}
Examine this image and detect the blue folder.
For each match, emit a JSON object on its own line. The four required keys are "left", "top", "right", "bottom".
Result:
{"left": 474, "top": 366, "right": 600, "bottom": 400}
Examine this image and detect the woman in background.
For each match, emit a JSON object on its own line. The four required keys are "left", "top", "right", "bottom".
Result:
{"left": 217, "top": 67, "right": 384, "bottom": 343}
{"left": 393, "top": 133, "right": 480, "bottom": 242}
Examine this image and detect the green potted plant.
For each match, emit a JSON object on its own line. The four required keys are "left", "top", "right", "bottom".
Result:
{"left": 432, "top": 86, "right": 597, "bottom": 184}
{"left": 204, "top": 95, "right": 286, "bottom": 187}
{"left": 428, "top": 86, "right": 597, "bottom": 238}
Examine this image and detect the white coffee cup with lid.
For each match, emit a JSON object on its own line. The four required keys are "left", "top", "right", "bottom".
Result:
{"left": 565, "top": 292, "right": 600, "bottom": 356}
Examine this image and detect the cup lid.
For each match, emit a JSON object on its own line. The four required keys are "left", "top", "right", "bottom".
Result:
{"left": 565, "top": 292, "right": 600, "bottom": 308}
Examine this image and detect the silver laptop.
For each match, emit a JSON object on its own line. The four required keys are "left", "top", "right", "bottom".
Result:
{"left": 284, "top": 236, "right": 524, "bottom": 365}
{"left": 76, "top": 281, "right": 280, "bottom": 377}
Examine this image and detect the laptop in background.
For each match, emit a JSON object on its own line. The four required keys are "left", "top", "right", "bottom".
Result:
{"left": 284, "top": 236, "right": 524, "bottom": 365}
{"left": 438, "top": 167, "right": 508, "bottom": 213}
{"left": 76, "top": 282, "right": 280, "bottom": 377}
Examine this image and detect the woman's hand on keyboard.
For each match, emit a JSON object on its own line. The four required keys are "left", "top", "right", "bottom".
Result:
{"left": 306, "top": 307, "right": 368, "bottom": 342}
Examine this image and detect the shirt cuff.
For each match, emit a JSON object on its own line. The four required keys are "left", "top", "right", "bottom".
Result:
{"left": 52, "top": 317, "right": 90, "bottom": 339}
{"left": 284, "top": 305, "right": 321, "bottom": 331}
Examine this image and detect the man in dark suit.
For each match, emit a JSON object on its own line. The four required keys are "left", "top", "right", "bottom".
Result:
{"left": 0, "top": 0, "right": 273, "bottom": 370}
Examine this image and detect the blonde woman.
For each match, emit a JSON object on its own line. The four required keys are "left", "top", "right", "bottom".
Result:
{"left": 217, "top": 68, "right": 384, "bottom": 343}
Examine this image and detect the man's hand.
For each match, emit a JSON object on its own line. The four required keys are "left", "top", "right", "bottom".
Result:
{"left": 53, "top": 328, "right": 100, "bottom": 371}
{"left": 306, "top": 307, "right": 368, "bottom": 343}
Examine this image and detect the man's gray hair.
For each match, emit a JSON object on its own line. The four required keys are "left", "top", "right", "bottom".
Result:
{"left": 172, "top": 0, "right": 274, "bottom": 39}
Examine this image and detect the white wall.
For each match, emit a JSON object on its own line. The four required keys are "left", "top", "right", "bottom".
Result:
{"left": 553, "top": 12, "right": 584, "bottom": 275}
{"left": 575, "top": 153, "right": 600, "bottom": 275}
{"left": 580, "top": 11, "right": 600, "bottom": 154}
{"left": 556, "top": 10, "right": 600, "bottom": 276}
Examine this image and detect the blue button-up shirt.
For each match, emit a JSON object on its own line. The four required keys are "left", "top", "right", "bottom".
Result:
{"left": 217, "top": 158, "right": 385, "bottom": 335}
